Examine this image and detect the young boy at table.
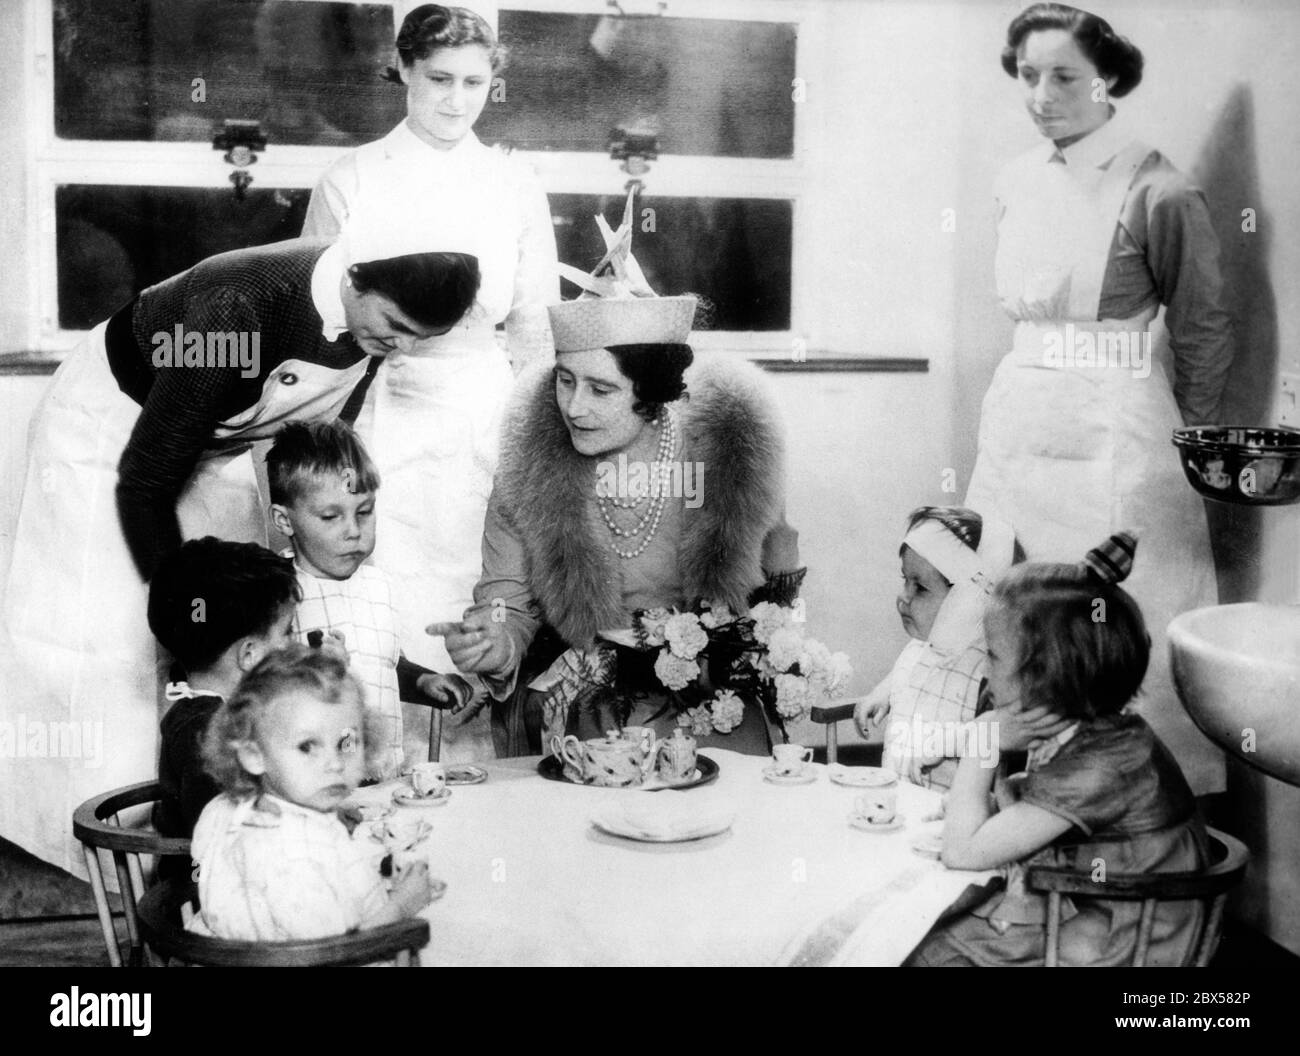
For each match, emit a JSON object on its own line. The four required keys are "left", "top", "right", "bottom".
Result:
{"left": 147, "top": 538, "right": 300, "bottom": 861}
{"left": 266, "top": 420, "right": 473, "bottom": 779}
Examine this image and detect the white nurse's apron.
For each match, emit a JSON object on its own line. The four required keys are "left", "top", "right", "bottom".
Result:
{"left": 345, "top": 140, "right": 520, "bottom": 763}
{"left": 0, "top": 324, "right": 368, "bottom": 875}
{"left": 965, "top": 140, "right": 1224, "bottom": 794}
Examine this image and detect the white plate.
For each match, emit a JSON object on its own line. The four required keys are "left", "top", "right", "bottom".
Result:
{"left": 848, "top": 813, "right": 904, "bottom": 834}
{"left": 828, "top": 765, "right": 898, "bottom": 789}
{"left": 590, "top": 806, "right": 735, "bottom": 843}
{"left": 911, "top": 835, "right": 944, "bottom": 859}
{"left": 762, "top": 766, "right": 817, "bottom": 786}
{"left": 393, "top": 786, "right": 452, "bottom": 808}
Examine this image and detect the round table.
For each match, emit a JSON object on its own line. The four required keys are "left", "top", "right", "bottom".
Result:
{"left": 351, "top": 749, "right": 994, "bottom": 966}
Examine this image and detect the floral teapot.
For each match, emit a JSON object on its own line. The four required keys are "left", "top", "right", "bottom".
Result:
{"left": 553, "top": 730, "right": 658, "bottom": 787}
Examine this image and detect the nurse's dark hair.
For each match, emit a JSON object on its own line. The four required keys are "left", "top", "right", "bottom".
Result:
{"left": 347, "top": 251, "right": 481, "bottom": 331}
{"left": 202, "top": 645, "right": 386, "bottom": 797}
{"left": 147, "top": 538, "right": 301, "bottom": 675}
{"left": 266, "top": 420, "right": 381, "bottom": 507}
{"left": 382, "top": 3, "right": 507, "bottom": 81}
{"left": 991, "top": 562, "right": 1150, "bottom": 720}
{"left": 1001, "top": 3, "right": 1144, "bottom": 98}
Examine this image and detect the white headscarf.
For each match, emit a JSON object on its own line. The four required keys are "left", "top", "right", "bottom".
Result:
{"left": 902, "top": 512, "right": 1016, "bottom": 654}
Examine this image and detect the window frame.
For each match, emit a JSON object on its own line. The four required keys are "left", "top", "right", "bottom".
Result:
{"left": 25, "top": 0, "right": 826, "bottom": 356}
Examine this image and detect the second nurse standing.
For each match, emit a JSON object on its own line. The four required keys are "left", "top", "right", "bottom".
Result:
{"left": 303, "top": 4, "right": 558, "bottom": 760}
{"left": 965, "top": 3, "right": 1233, "bottom": 794}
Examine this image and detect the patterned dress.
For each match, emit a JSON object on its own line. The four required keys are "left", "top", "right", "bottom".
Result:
{"left": 188, "top": 793, "right": 387, "bottom": 941}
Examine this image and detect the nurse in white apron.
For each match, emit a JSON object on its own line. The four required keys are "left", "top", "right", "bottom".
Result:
{"left": 966, "top": 6, "right": 1233, "bottom": 794}
{"left": 302, "top": 3, "right": 557, "bottom": 762}
{"left": 0, "top": 235, "right": 479, "bottom": 876}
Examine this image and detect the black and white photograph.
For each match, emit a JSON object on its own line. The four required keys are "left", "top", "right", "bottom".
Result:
{"left": 0, "top": 0, "right": 1296, "bottom": 999}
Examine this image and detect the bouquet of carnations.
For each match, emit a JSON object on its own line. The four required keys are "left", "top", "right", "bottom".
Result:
{"left": 631, "top": 600, "right": 852, "bottom": 738}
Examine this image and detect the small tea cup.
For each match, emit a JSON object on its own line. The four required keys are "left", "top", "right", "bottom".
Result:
{"left": 409, "top": 762, "right": 447, "bottom": 797}
{"left": 854, "top": 788, "right": 898, "bottom": 825}
{"left": 772, "top": 743, "right": 813, "bottom": 777}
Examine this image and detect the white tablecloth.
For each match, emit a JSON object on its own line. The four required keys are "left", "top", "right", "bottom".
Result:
{"left": 353, "top": 749, "right": 995, "bottom": 966}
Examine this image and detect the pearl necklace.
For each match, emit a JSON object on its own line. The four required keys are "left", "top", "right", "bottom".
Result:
{"left": 596, "top": 409, "right": 678, "bottom": 560}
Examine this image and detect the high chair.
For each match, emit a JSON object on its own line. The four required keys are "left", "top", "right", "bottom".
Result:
{"left": 1026, "top": 827, "right": 1250, "bottom": 966}
{"left": 72, "top": 781, "right": 192, "bottom": 967}
{"left": 137, "top": 878, "right": 430, "bottom": 966}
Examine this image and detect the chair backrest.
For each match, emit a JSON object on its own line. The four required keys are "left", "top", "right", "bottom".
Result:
{"left": 137, "top": 878, "right": 430, "bottom": 967}
{"left": 1026, "top": 827, "right": 1250, "bottom": 967}
{"left": 73, "top": 780, "right": 192, "bottom": 967}
{"left": 809, "top": 699, "right": 864, "bottom": 766}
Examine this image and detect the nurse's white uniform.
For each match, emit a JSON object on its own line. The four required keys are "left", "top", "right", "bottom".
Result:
{"left": 303, "top": 122, "right": 557, "bottom": 761}
{"left": 966, "top": 121, "right": 1224, "bottom": 794}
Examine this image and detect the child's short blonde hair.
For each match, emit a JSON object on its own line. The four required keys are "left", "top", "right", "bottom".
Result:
{"left": 266, "top": 420, "right": 381, "bottom": 507}
{"left": 202, "top": 644, "right": 384, "bottom": 796}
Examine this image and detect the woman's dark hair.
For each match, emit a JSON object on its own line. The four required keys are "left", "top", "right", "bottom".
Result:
{"left": 383, "top": 3, "right": 507, "bottom": 82}
{"left": 1001, "top": 3, "right": 1143, "bottom": 98}
{"left": 604, "top": 343, "right": 695, "bottom": 423}
{"left": 147, "top": 538, "right": 301, "bottom": 675}
{"left": 991, "top": 562, "right": 1150, "bottom": 720}
{"left": 267, "top": 420, "right": 381, "bottom": 507}
{"left": 348, "top": 251, "right": 480, "bottom": 331}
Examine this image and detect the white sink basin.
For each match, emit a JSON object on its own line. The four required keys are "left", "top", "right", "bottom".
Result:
{"left": 1169, "top": 603, "right": 1300, "bottom": 785}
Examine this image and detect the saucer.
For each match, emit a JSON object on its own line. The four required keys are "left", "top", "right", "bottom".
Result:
{"left": 352, "top": 803, "right": 395, "bottom": 823}
{"left": 828, "top": 765, "right": 898, "bottom": 789}
{"left": 762, "top": 766, "right": 817, "bottom": 786}
{"left": 911, "top": 835, "right": 944, "bottom": 859}
{"left": 446, "top": 765, "right": 488, "bottom": 786}
{"left": 393, "top": 786, "right": 452, "bottom": 807}
{"left": 848, "top": 813, "right": 904, "bottom": 834}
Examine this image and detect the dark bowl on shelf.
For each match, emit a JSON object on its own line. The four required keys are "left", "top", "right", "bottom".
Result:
{"left": 1171, "top": 426, "right": 1300, "bottom": 506}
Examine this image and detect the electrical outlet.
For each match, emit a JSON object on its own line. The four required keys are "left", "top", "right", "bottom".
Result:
{"left": 1281, "top": 374, "right": 1300, "bottom": 428}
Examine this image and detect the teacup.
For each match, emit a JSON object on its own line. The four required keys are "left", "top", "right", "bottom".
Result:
{"left": 772, "top": 743, "right": 814, "bottom": 777}
{"left": 409, "top": 762, "right": 447, "bottom": 797}
{"left": 656, "top": 728, "right": 698, "bottom": 783}
{"left": 855, "top": 788, "right": 898, "bottom": 825}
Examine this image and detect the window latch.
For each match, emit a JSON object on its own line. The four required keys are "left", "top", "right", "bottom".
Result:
{"left": 212, "top": 120, "right": 268, "bottom": 201}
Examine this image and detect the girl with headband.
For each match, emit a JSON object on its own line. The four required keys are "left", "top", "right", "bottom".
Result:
{"left": 855, "top": 506, "right": 1018, "bottom": 790}
{"left": 906, "top": 532, "right": 1211, "bottom": 967}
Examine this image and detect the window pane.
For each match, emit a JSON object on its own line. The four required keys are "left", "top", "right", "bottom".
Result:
{"left": 552, "top": 195, "right": 792, "bottom": 331}
{"left": 479, "top": 12, "right": 796, "bottom": 158}
{"left": 53, "top": 0, "right": 401, "bottom": 146}
{"left": 56, "top": 184, "right": 311, "bottom": 329}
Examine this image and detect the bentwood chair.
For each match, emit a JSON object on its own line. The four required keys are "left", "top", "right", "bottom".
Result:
{"left": 72, "top": 781, "right": 192, "bottom": 967}
{"left": 1026, "top": 827, "right": 1250, "bottom": 966}
{"left": 809, "top": 698, "right": 882, "bottom": 766}
{"left": 137, "top": 879, "right": 430, "bottom": 966}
